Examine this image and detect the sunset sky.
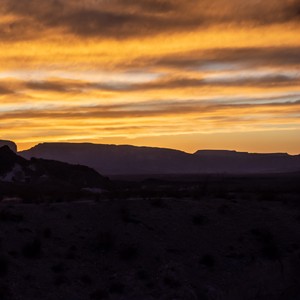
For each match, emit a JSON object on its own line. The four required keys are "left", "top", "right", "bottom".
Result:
{"left": 0, "top": 0, "right": 299, "bottom": 153}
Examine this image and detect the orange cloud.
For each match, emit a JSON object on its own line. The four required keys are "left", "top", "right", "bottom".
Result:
{"left": 0, "top": 0, "right": 299, "bottom": 153}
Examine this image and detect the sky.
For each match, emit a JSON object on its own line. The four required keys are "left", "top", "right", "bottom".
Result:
{"left": 0, "top": 0, "right": 300, "bottom": 153}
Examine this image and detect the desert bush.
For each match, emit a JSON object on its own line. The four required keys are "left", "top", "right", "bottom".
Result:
{"left": 53, "top": 275, "right": 68, "bottom": 286}
{"left": 0, "top": 210, "right": 23, "bottom": 222}
{"left": 250, "top": 228, "right": 273, "bottom": 243}
{"left": 261, "top": 243, "right": 281, "bottom": 260}
{"left": 258, "top": 191, "right": 277, "bottom": 202}
{"left": 119, "top": 244, "right": 139, "bottom": 261}
{"left": 214, "top": 188, "right": 231, "bottom": 199}
{"left": 51, "top": 262, "right": 65, "bottom": 274}
{"left": 163, "top": 276, "right": 181, "bottom": 289}
{"left": 80, "top": 274, "right": 93, "bottom": 285}
{"left": 0, "top": 284, "right": 11, "bottom": 299}
{"left": 136, "top": 269, "right": 149, "bottom": 281}
{"left": 109, "top": 282, "right": 125, "bottom": 294}
{"left": 43, "top": 228, "right": 52, "bottom": 239}
{"left": 66, "top": 245, "right": 77, "bottom": 259}
{"left": 250, "top": 228, "right": 281, "bottom": 260}
{"left": 200, "top": 254, "right": 215, "bottom": 268}
{"left": 95, "top": 231, "right": 115, "bottom": 254}
{"left": 120, "top": 207, "right": 132, "bottom": 223}
{"left": 150, "top": 198, "right": 166, "bottom": 208}
{"left": 0, "top": 256, "right": 9, "bottom": 277}
{"left": 192, "top": 214, "right": 208, "bottom": 226}
{"left": 217, "top": 204, "right": 230, "bottom": 215}
{"left": 65, "top": 213, "right": 73, "bottom": 220}
{"left": 119, "top": 207, "right": 140, "bottom": 224}
{"left": 90, "top": 288, "right": 109, "bottom": 299}
{"left": 22, "top": 238, "right": 42, "bottom": 259}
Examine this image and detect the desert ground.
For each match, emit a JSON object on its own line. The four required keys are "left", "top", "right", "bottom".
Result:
{"left": 0, "top": 182, "right": 299, "bottom": 300}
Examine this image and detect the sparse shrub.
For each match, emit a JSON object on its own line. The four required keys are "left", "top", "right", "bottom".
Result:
{"left": 200, "top": 254, "right": 215, "bottom": 268}
{"left": 250, "top": 228, "right": 273, "bottom": 243}
{"left": 120, "top": 207, "right": 140, "bottom": 224}
{"left": 0, "top": 256, "right": 9, "bottom": 277}
{"left": 237, "top": 236, "right": 245, "bottom": 243}
{"left": 146, "top": 281, "right": 155, "bottom": 289}
{"left": 69, "top": 245, "right": 77, "bottom": 251}
{"left": 43, "top": 228, "right": 52, "bottom": 239}
{"left": 8, "top": 250, "right": 18, "bottom": 258}
{"left": 136, "top": 269, "right": 149, "bottom": 281}
{"left": 225, "top": 252, "right": 245, "bottom": 259}
{"left": 258, "top": 191, "right": 277, "bottom": 202}
{"left": 53, "top": 275, "right": 68, "bottom": 286}
{"left": 150, "top": 198, "right": 166, "bottom": 208}
{"left": 51, "top": 262, "right": 65, "bottom": 274}
{"left": 214, "top": 189, "right": 230, "bottom": 199}
{"left": 66, "top": 245, "right": 77, "bottom": 259}
{"left": 250, "top": 228, "right": 281, "bottom": 260}
{"left": 80, "top": 274, "right": 93, "bottom": 285}
{"left": 217, "top": 204, "right": 230, "bottom": 215}
{"left": 95, "top": 231, "right": 115, "bottom": 254}
{"left": 23, "top": 273, "right": 35, "bottom": 281}
{"left": 0, "top": 210, "right": 23, "bottom": 222}
{"left": 66, "top": 213, "right": 72, "bottom": 220}
{"left": 192, "top": 214, "right": 208, "bottom": 226}
{"left": 163, "top": 276, "right": 181, "bottom": 289}
{"left": 90, "top": 288, "right": 109, "bottom": 299}
{"left": 192, "top": 183, "right": 208, "bottom": 199}
{"left": 155, "top": 255, "right": 162, "bottom": 263}
{"left": 120, "top": 207, "right": 131, "bottom": 223}
{"left": 109, "top": 282, "right": 125, "bottom": 294}
{"left": 22, "top": 238, "right": 42, "bottom": 259}
{"left": 0, "top": 284, "right": 11, "bottom": 299}
{"left": 119, "top": 245, "right": 139, "bottom": 261}
{"left": 262, "top": 243, "right": 281, "bottom": 260}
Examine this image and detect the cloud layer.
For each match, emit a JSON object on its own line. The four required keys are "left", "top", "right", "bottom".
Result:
{"left": 1, "top": 0, "right": 300, "bottom": 40}
{"left": 0, "top": 0, "right": 299, "bottom": 153}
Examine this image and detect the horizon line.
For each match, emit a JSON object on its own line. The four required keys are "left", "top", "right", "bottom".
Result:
{"left": 8, "top": 140, "right": 300, "bottom": 156}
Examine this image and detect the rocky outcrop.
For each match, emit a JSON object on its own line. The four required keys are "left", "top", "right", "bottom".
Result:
{"left": 0, "top": 140, "right": 17, "bottom": 152}
{"left": 0, "top": 145, "right": 110, "bottom": 194}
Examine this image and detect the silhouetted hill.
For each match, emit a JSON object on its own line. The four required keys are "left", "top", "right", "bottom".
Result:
{"left": 1, "top": 146, "right": 108, "bottom": 187}
{"left": 0, "top": 140, "right": 17, "bottom": 152}
{"left": 20, "top": 143, "right": 300, "bottom": 175}
{"left": 0, "top": 146, "right": 110, "bottom": 202}
{"left": 21, "top": 143, "right": 195, "bottom": 175}
{"left": 0, "top": 146, "right": 27, "bottom": 176}
{"left": 193, "top": 149, "right": 299, "bottom": 173}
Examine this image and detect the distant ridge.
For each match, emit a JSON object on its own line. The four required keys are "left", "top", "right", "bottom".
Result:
{"left": 20, "top": 142, "right": 300, "bottom": 175}
{"left": 194, "top": 149, "right": 289, "bottom": 156}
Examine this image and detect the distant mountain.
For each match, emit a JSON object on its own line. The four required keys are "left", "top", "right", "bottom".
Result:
{"left": 21, "top": 143, "right": 194, "bottom": 175}
{"left": 20, "top": 143, "right": 300, "bottom": 175}
{"left": 0, "top": 140, "right": 17, "bottom": 152}
{"left": 193, "top": 150, "right": 298, "bottom": 173}
{"left": 0, "top": 145, "right": 110, "bottom": 201}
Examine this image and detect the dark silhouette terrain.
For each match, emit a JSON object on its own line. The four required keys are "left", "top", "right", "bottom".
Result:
{"left": 0, "top": 141, "right": 299, "bottom": 299}
{"left": 21, "top": 142, "right": 300, "bottom": 175}
{"left": 0, "top": 140, "right": 17, "bottom": 153}
{"left": 0, "top": 189, "right": 299, "bottom": 299}
{"left": 0, "top": 146, "right": 110, "bottom": 202}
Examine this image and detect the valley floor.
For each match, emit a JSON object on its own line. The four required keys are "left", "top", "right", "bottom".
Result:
{"left": 0, "top": 196, "right": 299, "bottom": 300}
